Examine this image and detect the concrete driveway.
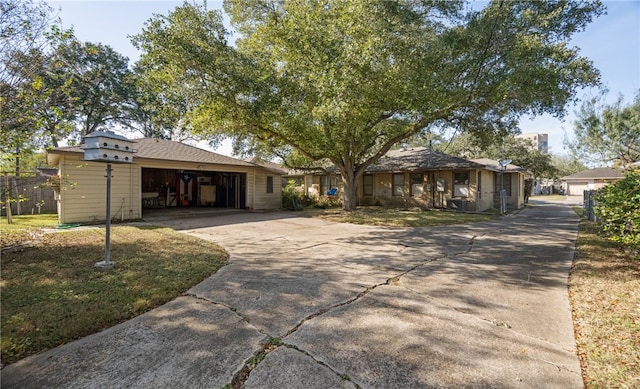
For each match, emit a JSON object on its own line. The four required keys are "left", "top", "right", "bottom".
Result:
{"left": 2, "top": 202, "right": 583, "bottom": 388}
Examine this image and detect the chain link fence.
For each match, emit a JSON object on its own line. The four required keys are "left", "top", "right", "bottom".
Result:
{"left": 583, "top": 189, "right": 598, "bottom": 222}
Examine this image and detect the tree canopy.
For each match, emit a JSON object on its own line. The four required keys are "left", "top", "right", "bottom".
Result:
{"left": 135, "top": 0, "right": 603, "bottom": 210}
{"left": 1, "top": 0, "right": 142, "bottom": 173}
{"left": 567, "top": 90, "right": 640, "bottom": 167}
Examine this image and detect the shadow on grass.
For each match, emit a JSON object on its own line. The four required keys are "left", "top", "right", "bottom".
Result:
{"left": 0, "top": 225, "right": 228, "bottom": 365}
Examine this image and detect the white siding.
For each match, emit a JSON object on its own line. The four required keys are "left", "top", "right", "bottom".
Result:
{"left": 566, "top": 181, "right": 590, "bottom": 196}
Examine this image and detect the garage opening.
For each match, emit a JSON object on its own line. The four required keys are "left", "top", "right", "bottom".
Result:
{"left": 141, "top": 168, "right": 246, "bottom": 211}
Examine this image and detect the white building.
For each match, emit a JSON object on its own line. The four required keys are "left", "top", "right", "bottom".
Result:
{"left": 516, "top": 133, "right": 548, "bottom": 154}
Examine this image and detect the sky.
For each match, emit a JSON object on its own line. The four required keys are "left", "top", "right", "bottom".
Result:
{"left": 48, "top": 0, "right": 640, "bottom": 158}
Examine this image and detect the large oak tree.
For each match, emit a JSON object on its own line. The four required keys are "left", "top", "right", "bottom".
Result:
{"left": 134, "top": 0, "right": 603, "bottom": 210}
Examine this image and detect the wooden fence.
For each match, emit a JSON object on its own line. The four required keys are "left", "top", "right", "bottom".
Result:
{"left": 1, "top": 172, "right": 57, "bottom": 216}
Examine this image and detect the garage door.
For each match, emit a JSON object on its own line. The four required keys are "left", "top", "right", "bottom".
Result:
{"left": 567, "top": 182, "right": 589, "bottom": 196}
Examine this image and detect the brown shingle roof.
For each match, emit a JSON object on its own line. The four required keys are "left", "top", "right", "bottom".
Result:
{"left": 366, "top": 147, "right": 486, "bottom": 173}
{"left": 244, "top": 158, "right": 289, "bottom": 175}
{"left": 470, "top": 158, "right": 529, "bottom": 173}
{"left": 48, "top": 138, "right": 255, "bottom": 167}
{"left": 561, "top": 167, "right": 625, "bottom": 180}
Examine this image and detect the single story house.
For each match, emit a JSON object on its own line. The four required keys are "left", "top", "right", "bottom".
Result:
{"left": 47, "top": 137, "right": 283, "bottom": 224}
{"left": 560, "top": 167, "right": 625, "bottom": 195}
{"left": 285, "top": 147, "right": 528, "bottom": 212}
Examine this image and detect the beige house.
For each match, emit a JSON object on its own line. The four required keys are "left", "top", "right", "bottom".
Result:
{"left": 286, "top": 148, "right": 528, "bottom": 212}
{"left": 560, "top": 167, "right": 625, "bottom": 195}
{"left": 47, "top": 138, "right": 283, "bottom": 224}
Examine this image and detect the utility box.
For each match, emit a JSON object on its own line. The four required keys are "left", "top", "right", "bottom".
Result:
{"left": 83, "top": 131, "right": 135, "bottom": 163}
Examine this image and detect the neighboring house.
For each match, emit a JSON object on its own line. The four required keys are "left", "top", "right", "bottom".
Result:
{"left": 47, "top": 137, "right": 283, "bottom": 224}
{"left": 285, "top": 147, "right": 528, "bottom": 212}
{"left": 561, "top": 167, "right": 625, "bottom": 196}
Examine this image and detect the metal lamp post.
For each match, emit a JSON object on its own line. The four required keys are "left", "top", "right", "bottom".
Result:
{"left": 82, "top": 131, "right": 134, "bottom": 269}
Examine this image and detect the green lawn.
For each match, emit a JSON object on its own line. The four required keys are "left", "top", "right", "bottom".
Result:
{"left": 1, "top": 223, "right": 227, "bottom": 365}
{"left": 304, "top": 206, "right": 496, "bottom": 227}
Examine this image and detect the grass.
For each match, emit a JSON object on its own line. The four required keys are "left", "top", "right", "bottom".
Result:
{"left": 1, "top": 223, "right": 228, "bottom": 365}
{"left": 569, "top": 210, "right": 640, "bottom": 388}
{"left": 529, "top": 194, "right": 567, "bottom": 201}
{"left": 0, "top": 213, "right": 59, "bottom": 248}
{"left": 303, "top": 206, "right": 496, "bottom": 227}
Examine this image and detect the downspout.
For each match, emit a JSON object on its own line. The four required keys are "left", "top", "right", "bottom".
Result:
{"left": 253, "top": 166, "right": 256, "bottom": 210}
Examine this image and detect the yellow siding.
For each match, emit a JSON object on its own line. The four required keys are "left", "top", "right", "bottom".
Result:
{"left": 252, "top": 168, "right": 282, "bottom": 209}
{"left": 512, "top": 173, "right": 525, "bottom": 209}
{"left": 477, "top": 170, "right": 495, "bottom": 212}
{"left": 59, "top": 155, "right": 141, "bottom": 224}
{"left": 55, "top": 154, "right": 283, "bottom": 223}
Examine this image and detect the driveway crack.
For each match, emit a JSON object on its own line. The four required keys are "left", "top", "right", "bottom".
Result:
{"left": 284, "top": 256, "right": 442, "bottom": 338}
{"left": 183, "top": 293, "right": 268, "bottom": 336}
{"left": 281, "top": 343, "right": 363, "bottom": 388}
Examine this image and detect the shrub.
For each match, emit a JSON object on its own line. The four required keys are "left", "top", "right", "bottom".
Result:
{"left": 282, "top": 179, "right": 304, "bottom": 211}
{"left": 313, "top": 195, "right": 342, "bottom": 209}
{"left": 594, "top": 168, "right": 640, "bottom": 252}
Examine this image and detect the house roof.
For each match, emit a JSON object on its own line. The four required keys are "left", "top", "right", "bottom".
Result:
{"left": 282, "top": 147, "right": 529, "bottom": 176}
{"left": 366, "top": 147, "right": 488, "bottom": 173}
{"left": 469, "top": 158, "right": 529, "bottom": 173}
{"left": 561, "top": 167, "right": 625, "bottom": 181}
{"left": 244, "top": 158, "right": 290, "bottom": 175}
{"left": 47, "top": 137, "right": 256, "bottom": 168}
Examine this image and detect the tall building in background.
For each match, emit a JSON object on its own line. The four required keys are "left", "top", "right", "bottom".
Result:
{"left": 516, "top": 133, "right": 548, "bottom": 154}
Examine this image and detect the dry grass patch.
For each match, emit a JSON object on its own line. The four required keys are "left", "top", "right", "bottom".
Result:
{"left": 570, "top": 218, "right": 640, "bottom": 388}
{"left": 304, "top": 206, "right": 495, "bottom": 227}
{"left": 1, "top": 225, "right": 227, "bottom": 365}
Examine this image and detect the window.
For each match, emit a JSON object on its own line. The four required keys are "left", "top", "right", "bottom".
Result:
{"left": 266, "top": 176, "right": 274, "bottom": 193}
{"left": 392, "top": 174, "right": 404, "bottom": 197}
{"left": 410, "top": 173, "right": 423, "bottom": 197}
{"left": 453, "top": 171, "right": 469, "bottom": 197}
{"left": 363, "top": 175, "right": 373, "bottom": 196}
{"left": 477, "top": 171, "right": 482, "bottom": 199}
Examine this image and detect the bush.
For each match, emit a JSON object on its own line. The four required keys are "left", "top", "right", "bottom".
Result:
{"left": 313, "top": 195, "right": 342, "bottom": 209}
{"left": 282, "top": 180, "right": 304, "bottom": 211}
{"left": 594, "top": 168, "right": 640, "bottom": 251}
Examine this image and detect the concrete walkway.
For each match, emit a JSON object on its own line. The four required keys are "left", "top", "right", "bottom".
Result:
{"left": 2, "top": 201, "right": 583, "bottom": 388}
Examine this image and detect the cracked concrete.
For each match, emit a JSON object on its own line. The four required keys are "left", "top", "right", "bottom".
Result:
{"left": 2, "top": 201, "right": 583, "bottom": 388}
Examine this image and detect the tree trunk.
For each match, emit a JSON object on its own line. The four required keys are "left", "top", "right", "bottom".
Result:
{"left": 339, "top": 162, "right": 360, "bottom": 212}
{"left": 4, "top": 173, "right": 12, "bottom": 224}
{"left": 342, "top": 175, "right": 358, "bottom": 211}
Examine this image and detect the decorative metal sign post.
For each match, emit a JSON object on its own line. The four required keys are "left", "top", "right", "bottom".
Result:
{"left": 83, "top": 131, "right": 134, "bottom": 269}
